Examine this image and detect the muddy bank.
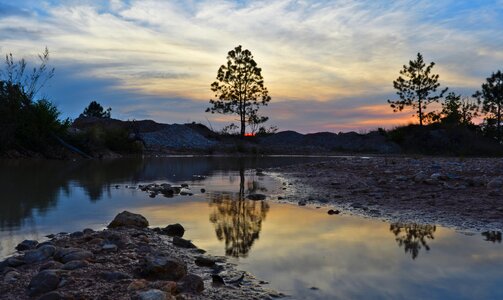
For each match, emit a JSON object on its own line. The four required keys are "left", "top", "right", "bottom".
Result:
{"left": 0, "top": 211, "right": 279, "bottom": 300}
{"left": 272, "top": 156, "right": 503, "bottom": 232}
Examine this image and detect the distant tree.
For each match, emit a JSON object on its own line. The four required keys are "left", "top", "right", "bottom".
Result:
{"left": 81, "top": 100, "right": 111, "bottom": 118}
{"left": 474, "top": 70, "right": 503, "bottom": 140}
{"left": 440, "top": 92, "right": 479, "bottom": 125}
{"left": 388, "top": 53, "right": 448, "bottom": 126}
{"left": 248, "top": 114, "right": 268, "bottom": 135}
{"left": 207, "top": 45, "right": 271, "bottom": 137}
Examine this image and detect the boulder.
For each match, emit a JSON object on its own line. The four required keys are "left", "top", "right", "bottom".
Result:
{"left": 194, "top": 256, "right": 216, "bottom": 267}
{"left": 24, "top": 245, "right": 57, "bottom": 264}
{"left": 140, "top": 256, "right": 187, "bottom": 281}
{"left": 172, "top": 237, "right": 196, "bottom": 249}
{"left": 27, "top": 270, "right": 61, "bottom": 296}
{"left": 62, "top": 260, "right": 88, "bottom": 270}
{"left": 162, "top": 224, "right": 185, "bottom": 237}
{"left": 176, "top": 274, "right": 204, "bottom": 294}
{"left": 15, "top": 240, "right": 38, "bottom": 251}
{"left": 107, "top": 211, "right": 149, "bottom": 228}
{"left": 54, "top": 248, "right": 93, "bottom": 263}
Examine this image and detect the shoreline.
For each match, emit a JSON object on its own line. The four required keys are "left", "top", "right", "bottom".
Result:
{"left": 271, "top": 156, "right": 503, "bottom": 233}
{"left": 0, "top": 212, "right": 280, "bottom": 300}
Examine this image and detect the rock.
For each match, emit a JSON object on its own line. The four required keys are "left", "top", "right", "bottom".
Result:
{"left": 163, "top": 224, "right": 185, "bottom": 237}
{"left": 194, "top": 256, "right": 216, "bottom": 267}
{"left": 127, "top": 279, "right": 148, "bottom": 291}
{"left": 211, "top": 274, "right": 225, "bottom": 286}
{"left": 36, "top": 241, "right": 55, "bottom": 249}
{"left": 176, "top": 274, "right": 204, "bottom": 294}
{"left": 430, "top": 173, "right": 447, "bottom": 181}
{"left": 3, "top": 270, "right": 20, "bottom": 283}
{"left": 62, "top": 260, "right": 88, "bottom": 270}
{"left": 24, "top": 245, "right": 57, "bottom": 264}
{"left": 16, "top": 240, "right": 38, "bottom": 251}
{"left": 2, "top": 256, "right": 25, "bottom": 268}
{"left": 39, "top": 261, "right": 63, "bottom": 271}
{"left": 107, "top": 211, "right": 149, "bottom": 228}
{"left": 179, "top": 188, "right": 193, "bottom": 196}
{"left": 413, "top": 172, "right": 427, "bottom": 183}
{"left": 172, "top": 237, "right": 196, "bottom": 248}
{"left": 181, "top": 183, "right": 189, "bottom": 188}
{"left": 298, "top": 200, "right": 307, "bottom": 206}
{"left": 246, "top": 194, "right": 266, "bottom": 200}
{"left": 100, "top": 271, "right": 132, "bottom": 281}
{"left": 82, "top": 228, "right": 94, "bottom": 235}
{"left": 137, "top": 289, "right": 167, "bottom": 300}
{"left": 140, "top": 256, "right": 187, "bottom": 281}
{"left": 37, "top": 291, "right": 66, "bottom": 300}
{"left": 101, "top": 243, "right": 118, "bottom": 252}
{"left": 69, "top": 231, "right": 84, "bottom": 238}
{"left": 153, "top": 281, "right": 177, "bottom": 294}
{"left": 487, "top": 177, "right": 503, "bottom": 189}
{"left": 327, "top": 209, "right": 340, "bottom": 215}
{"left": 200, "top": 188, "right": 206, "bottom": 193}
{"left": 54, "top": 247, "right": 93, "bottom": 263}
{"left": 27, "top": 270, "right": 61, "bottom": 296}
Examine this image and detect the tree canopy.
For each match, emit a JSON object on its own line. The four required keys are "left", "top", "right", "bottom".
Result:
{"left": 80, "top": 100, "right": 111, "bottom": 118}
{"left": 388, "top": 53, "right": 448, "bottom": 126}
{"left": 207, "top": 45, "right": 271, "bottom": 136}
{"left": 474, "top": 70, "right": 503, "bottom": 140}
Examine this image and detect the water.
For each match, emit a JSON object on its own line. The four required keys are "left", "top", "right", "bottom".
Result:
{"left": 1, "top": 157, "right": 502, "bottom": 299}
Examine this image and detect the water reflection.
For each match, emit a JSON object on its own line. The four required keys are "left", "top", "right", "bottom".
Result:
{"left": 390, "top": 223, "right": 436, "bottom": 259}
{"left": 208, "top": 167, "right": 270, "bottom": 257}
{"left": 0, "top": 156, "right": 324, "bottom": 231}
{"left": 482, "top": 231, "right": 502, "bottom": 243}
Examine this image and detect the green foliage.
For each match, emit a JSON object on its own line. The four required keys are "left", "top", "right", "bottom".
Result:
{"left": 388, "top": 53, "right": 448, "bottom": 126}
{"left": 474, "top": 70, "right": 503, "bottom": 140}
{"left": 81, "top": 100, "right": 111, "bottom": 118}
{"left": 440, "top": 92, "right": 479, "bottom": 125}
{"left": 69, "top": 125, "right": 142, "bottom": 154}
{"left": 0, "top": 49, "right": 68, "bottom": 153}
{"left": 207, "top": 45, "right": 271, "bottom": 136}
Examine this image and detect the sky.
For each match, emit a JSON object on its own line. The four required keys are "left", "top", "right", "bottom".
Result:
{"left": 0, "top": 0, "right": 502, "bottom": 133}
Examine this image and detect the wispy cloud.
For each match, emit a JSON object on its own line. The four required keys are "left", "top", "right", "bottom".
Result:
{"left": 0, "top": 0, "right": 502, "bottom": 131}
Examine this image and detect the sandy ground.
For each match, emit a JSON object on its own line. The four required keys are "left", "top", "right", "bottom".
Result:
{"left": 272, "top": 156, "right": 503, "bottom": 232}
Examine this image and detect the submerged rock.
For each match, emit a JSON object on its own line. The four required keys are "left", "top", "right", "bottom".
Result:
{"left": 108, "top": 211, "right": 149, "bottom": 228}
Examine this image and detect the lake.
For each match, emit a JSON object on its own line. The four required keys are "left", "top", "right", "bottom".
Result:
{"left": 1, "top": 156, "right": 502, "bottom": 299}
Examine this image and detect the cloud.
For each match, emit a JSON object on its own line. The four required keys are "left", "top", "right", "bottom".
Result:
{"left": 0, "top": 0, "right": 501, "bottom": 132}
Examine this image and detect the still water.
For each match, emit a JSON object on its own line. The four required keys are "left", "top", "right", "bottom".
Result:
{"left": 1, "top": 157, "right": 502, "bottom": 299}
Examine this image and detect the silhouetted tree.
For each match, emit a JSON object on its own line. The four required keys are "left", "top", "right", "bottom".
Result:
{"left": 390, "top": 223, "right": 436, "bottom": 259}
{"left": 388, "top": 53, "right": 448, "bottom": 126}
{"left": 440, "top": 92, "right": 479, "bottom": 125}
{"left": 207, "top": 45, "right": 271, "bottom": 137}
{"left": 80, "top": 100, "right": 111, "bottom": 118}
{"left": 474, "top": 71, "right": 503, "bottom": 141}
{"left": 0, "top": 48, "right": 68, "bottom": 152}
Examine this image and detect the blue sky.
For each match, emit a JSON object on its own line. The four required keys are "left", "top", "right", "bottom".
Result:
{"left": 0, "top": 0, "right": 502, "bottom": 132}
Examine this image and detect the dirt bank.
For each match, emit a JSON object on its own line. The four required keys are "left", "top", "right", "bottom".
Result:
{"left": 273, "top": 156, "right": 503, "bottom": 232}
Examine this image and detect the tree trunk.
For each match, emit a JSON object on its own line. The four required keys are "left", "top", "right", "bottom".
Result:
{"left": 240, "top": 118, "right": 246, "bottom": 138}
{"left": 498, "top": 104, "right": 501, "bottom": 142}
{"left": 418, "top": 100, "right": 423, "bottom": 127}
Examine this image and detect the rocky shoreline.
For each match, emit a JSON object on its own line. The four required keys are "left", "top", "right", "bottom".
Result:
{"left": 0, "top": 211, "right": 280, "bottom": 300}
{"left": 273, "top": 156, "right": 503, "bottom": 233}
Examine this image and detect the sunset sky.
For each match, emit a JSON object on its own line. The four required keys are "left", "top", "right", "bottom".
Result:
{"left": 1, "top": 0, "right": 502, "bottom": 133}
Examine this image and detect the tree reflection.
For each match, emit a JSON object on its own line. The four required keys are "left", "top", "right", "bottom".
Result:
{"left": 208, "top": 167, "right": 269, "bottom": 257}
{"left": 390, "top": 223, "right": 436, "bottom": 259}
{"left": 482, "top": 231, "right": 502, "bottom": 243}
